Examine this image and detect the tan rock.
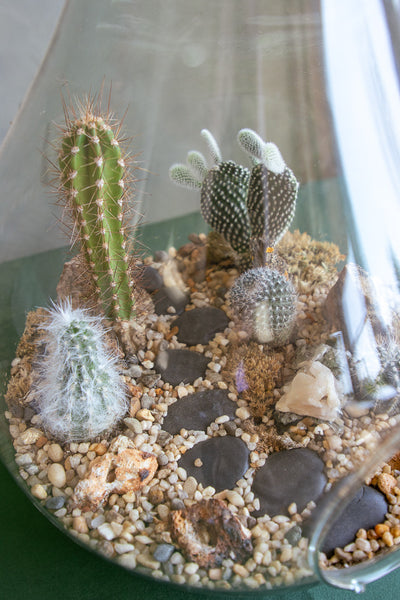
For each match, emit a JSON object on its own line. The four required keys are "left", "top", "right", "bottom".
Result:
{"left": 73, "top": 436, "right": 157, "bottom": 511}
{"left": 169, "top": 498, "right": 252, "bottom": 568}
{"left": 377, "top": 472, "right": 398, "bottom": 497}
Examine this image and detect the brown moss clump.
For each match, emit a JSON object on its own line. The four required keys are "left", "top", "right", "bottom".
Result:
{"left": 225, "top": 342, "right": 284, "bottom": 418}
{"left": 5, "top": 308, "right": 47, "bottom": 408}
{"left": 15, "top": 308, "right": 48, "bottom": 359}
{"left": 242, "top": 417, "right": 292, "bottom": 455}
{"left": 277, "top": 230, "right": 345, "bottom": 288}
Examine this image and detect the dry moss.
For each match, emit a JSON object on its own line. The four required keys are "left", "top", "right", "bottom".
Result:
{"left": 277, "top": 230, "right": 345, "bottom": 288}
{"left": 225, "top": 342, "right": 284, "bottom": 418}
{"left": 5, "top": 308, "right": 47, "bottom": 407}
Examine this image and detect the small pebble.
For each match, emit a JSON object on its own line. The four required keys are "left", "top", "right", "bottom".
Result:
{"left": 20, "top": 428, "right": 43, "bottom": 445}
{"left": 45, "top": 496, "right": 66, "bottom": 510}
{"left": 236, "top": 407, "right": 250, "bottom": 420}
{"left": 183, "top": 476, "right": 197, "bottom": 497}
{"left": 73, "top": 516, "right": 89, "bottom": 533}
{"left": 47, "top": 463, "right": 67, "bottom": 488}
{"left": 136, "top": 408, "right": 155, "bottom": 422}
{"left": 48, "top": 443, "right": 64, "bottom": 462}
{"left": 98, "top": 523, "right": 117, "bottom": 541}
{"left": 31, "top": 484, "right": 47, "bottom": 500}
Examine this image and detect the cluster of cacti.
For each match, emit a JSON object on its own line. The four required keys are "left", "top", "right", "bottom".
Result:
{"left": 229, "top": 267, "right": 297, "bottom": 346}
{"left": 170, "top": 130, "right": 252, "bottom": 268}
{"left": 36, "top": 300, "right": 127, "bottom": 442}
{"left": 169, "top": 128, "right": 299, "bottom": 270}
{"left": 58, "top": 99, "right": 135, "bottom": 321}
{"left": 377, "top": 333, "right": 400, "bottom": 390}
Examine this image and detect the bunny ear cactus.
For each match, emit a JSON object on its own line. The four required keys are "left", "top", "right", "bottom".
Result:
{"left": 58, "top": 100, "right": 136, "bottom": 321}
{"left": 36, "top": 300, "right": 127, "bottom": 442}
{"left": 169, "top": 128, "right": 299, "bottom": 271}
{"left": 237, "top": 128, "right": 299, "bottom": 249}
{"left": 169, "top": 129, "right": 252, "bottom": 269}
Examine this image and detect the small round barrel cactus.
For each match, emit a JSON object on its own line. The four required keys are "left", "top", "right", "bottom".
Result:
{"left": 36, "top": 300, "right": 127, "bottom": 442}
{"left": 229, "top": 267, "right": 297, "bottom": 345}
{"left": 58, "top": 100, "right": 135, "bottom": 320}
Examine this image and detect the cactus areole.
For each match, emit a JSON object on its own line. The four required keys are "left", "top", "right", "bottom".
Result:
{"left": 59, "top": 114, "right": 135, "bottom": 321}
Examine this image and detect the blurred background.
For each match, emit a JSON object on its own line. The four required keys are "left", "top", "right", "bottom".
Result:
{"left": 0, "top": 0, "right": 64, "bottom": 144}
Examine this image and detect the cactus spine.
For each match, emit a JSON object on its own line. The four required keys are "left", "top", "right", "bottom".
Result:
{"left": 36, "top": 300, "right": 127, "bottom": 442}
{"left": 58, "top": 103, "right": 135, "bottom": 320}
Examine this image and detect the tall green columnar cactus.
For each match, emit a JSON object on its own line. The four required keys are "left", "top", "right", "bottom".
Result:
{"left": 58, "top": 105, "right": 135, "bottom": 320}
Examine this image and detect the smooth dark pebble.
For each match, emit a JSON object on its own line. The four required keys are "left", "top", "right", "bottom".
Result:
{"left": 23, "top": 407, "right": 36, "bottom": 421}
{"left": 138, "top": 265, "right": 163, "bottom": 292}
{"left": 10, "top": 403, "right": 24, "bottom": 419}
{"left": 162, "top": 389, "right": 236, "bottom": 435}
{"left": 252, "top": 448, "right": 327, "bottom": 517}
{"left": 170, "top": 498, "right": 185, "bottom": 511}
{"left": 155, "top": 349, "right": 209, "bottom": 386}
{"left": 247, "top": 516, "right": 257, "bottom": 529}
{"left": 153, "top": 543, "right": 176, "bottom": 563}
{"left": 154, "top": 250, "right": 169, "bottom": 262}
{"left": 152, "top": 285, "right": 189, "bottom": 315}
{"left": 178, "top": 436, "right": 249, "bottom": 493}
{"left": 45, "top": 496, "right": 66, "bottom": 510}
{"left": 224, "top": 421, "right": 237, "bottom": 436}
{"left": 173, "top": 306, "right": 230, "bottom": 346}
{"left": 285, "top": 525, "right": 303, "bottom": 546}
{"left": 314, "top": 485, "right": 388, "bottom": 556}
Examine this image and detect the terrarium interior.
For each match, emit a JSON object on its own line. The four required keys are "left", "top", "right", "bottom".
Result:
{"left": 1, "top": 0, "right": 400, "bottom": 595}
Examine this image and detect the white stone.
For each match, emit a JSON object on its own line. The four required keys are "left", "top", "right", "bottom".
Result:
{"left": 31, "top": 483, "right": 47, "bottom": 500}
{"left": 19, "top": 427, "right": 43, "bottom": 445}
{"left": 177, "top": 386, "right": 188, "bottom": 399}
{"left": 236, "top": 406, "right": 251, "bottom": 420}
{"left": 98, "top": 522, "right": 116, "bottom": 540}
{"left": 48, "top": 443, "right": 64, "bottom": 462}
{"left": 47, "top": 463, "right": 67, "bottom": 488}
{"left": 275, "top": 360, "right": 341, "bottom": 421}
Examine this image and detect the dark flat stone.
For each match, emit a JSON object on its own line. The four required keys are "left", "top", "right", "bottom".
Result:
{"left": 173, "top": 306, "right": 230, "bottom": 346}
{"left": 155, "top": 349, "right": 209, "bottom": 385}
{"left": 162, "top": 389, "right": 236, "bottom": 435}
{"left": 152, "top": 285, "right": 189, "bottom": 315}
{"left": 305, "top": 484, "right": 388, "bottom": 556}
{"left": 252, "top": 448, "right": 327, "bottom": 517}
{"left": 178, "top": 436, "right": 249, "bottom": 492}
{"left": 138, "top": 265, "right": 163, "bottom": 292}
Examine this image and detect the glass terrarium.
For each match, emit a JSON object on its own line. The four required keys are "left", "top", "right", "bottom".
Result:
{"left": 1, "top": 1, "right": 400, "bottom": 596}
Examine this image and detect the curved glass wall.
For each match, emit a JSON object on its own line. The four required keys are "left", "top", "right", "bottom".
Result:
{"left": 1, "top": 0, "right": 400, "bottom": 594}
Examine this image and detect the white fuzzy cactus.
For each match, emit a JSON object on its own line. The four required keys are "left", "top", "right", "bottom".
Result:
{"left": 35, "top": 300, "right": 127, "bottom": 442}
